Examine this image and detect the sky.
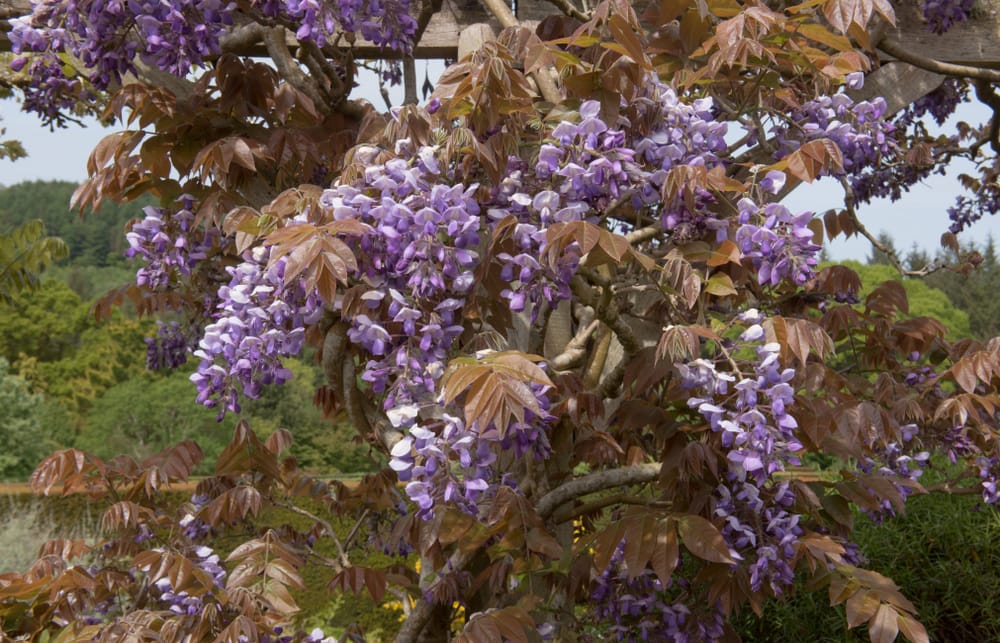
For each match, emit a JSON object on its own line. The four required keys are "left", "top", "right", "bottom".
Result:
{"left": 1, "top": 71, "right": 998, "bottom": 263}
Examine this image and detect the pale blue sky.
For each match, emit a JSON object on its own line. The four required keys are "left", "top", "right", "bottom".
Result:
{"left": 1, "top": 75, "right": 998, "bottom": 262}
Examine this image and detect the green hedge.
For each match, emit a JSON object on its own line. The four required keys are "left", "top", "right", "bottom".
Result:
{"left": 735, "top": 491, "right": 1000, "bottom": 642}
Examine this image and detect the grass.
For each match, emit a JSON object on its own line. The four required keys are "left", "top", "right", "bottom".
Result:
{"left": 0, "top": 493, "right": 99, "bottom": 573}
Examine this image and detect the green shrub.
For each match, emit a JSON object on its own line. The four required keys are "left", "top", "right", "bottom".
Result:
{"left": 735, "top": 491, "right": 1000, "bottom": 642}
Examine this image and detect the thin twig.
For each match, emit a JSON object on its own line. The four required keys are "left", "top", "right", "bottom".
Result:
{"left": 838, "top": 176, "right": 944, "bottom": 278}
{"left": 272, "top": 500, "right": 350, "bottom": 569}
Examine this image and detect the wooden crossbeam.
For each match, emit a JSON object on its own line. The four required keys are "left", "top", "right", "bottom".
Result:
{"left": 885, "top": 0, "right": 1000, "bottom": 69}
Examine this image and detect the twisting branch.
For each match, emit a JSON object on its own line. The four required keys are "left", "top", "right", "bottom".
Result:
{"left": 540, "top": 0, "right": 590, "bottom": 22}
{"left": 403, "top": 56, "right": 418, "bottom": 104}
{"left": 878, "top": 38, "right": 1000, "bottom": 83}
{"left": 219, "top": 21, "right": 267, "bottom": 51}
{"left": 537, "top": 462, "right": 662, "bottom": 519}
{"left": 299, "top": 40, "right": 348, "bottom": 99}
{"left": 571, "top": 273, "right": 642, "bottom": 356}
{"left": 837, "top": 176, "right": 944, "bottom": 278}
{"left": 321, "top": 321, "right": 349, "bottom": 394}
{"left": 396, "top": 548, "right": 477, "bottom": 642}
{"left": 583, "top": 325, "right": 613, "bottom": 388}
{"left": 550, "top": 318, "right": 600, "bottom": 370}
{"left": 552, "top": 492, "right": 668, "bottom": 524}
{"left": 598, "top": 357, "right": 626, "bottom": 398}
{"left": 294, "top": 40, "right": 366, "bottom": 119}
{"left": 973, "top": 79, "right": 1000, "bottom": 156}
{"left": 625, "top": 225, "right": 661, "bottom": 245}
{"left": 262, "top": 27, "right": 330, "bottom": 114}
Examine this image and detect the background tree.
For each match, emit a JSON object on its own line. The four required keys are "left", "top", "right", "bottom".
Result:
{"left": 0, "top": 357, "right": 70, "bottom": 480}
{"left": 0, "top": 219, "right": 67, "bottom": 303}
{"left": 4, "top": 0, "right": 1000, "bottom": 642}
{"left": 844, "top": 260, "right": 972, "bottom": 338}
{"left": 0, "top": 181, "right": 151, "bottom": 267}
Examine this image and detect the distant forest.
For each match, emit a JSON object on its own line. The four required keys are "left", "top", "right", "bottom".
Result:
{"left": 0, "top": 180, "right": 149, "bottom": 267}
{"left": 0, "top": 180, "right": 377, "bottom": 480}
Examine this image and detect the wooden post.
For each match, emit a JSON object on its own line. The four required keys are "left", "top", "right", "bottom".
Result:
{"left": 458, "top": 23, "right": 497, "bottom": 59}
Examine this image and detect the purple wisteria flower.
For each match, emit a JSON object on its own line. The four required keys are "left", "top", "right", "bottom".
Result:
{"left": 190, "top": 244, "right": 322, "bottom": 418}
{"left": 590, "top": 541, "right": 727, "bottom": 641}
{"left": 922, "top": 0, "right": 974, "bottom": 34}
{"left": 734, "top": 196, "right": 821, "bottom": 286}
{"left": 126, "top": 198, "right": 215, "bottom": 291}
{"left": 681, "top": 315, "right": 808, "bottom": 595}
{"left": 770, "top": 93, "right": 895, "bottom": 180}
{"left": 10, "top": 0, "right": 418, "bottom": 123}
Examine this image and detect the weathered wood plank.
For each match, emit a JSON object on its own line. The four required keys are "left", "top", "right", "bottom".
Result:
{"left": 884, "top": 0, "right": 1000, "bottom": 68}
{"left": 849, "top": 62, "right": 945, "bottom": 116}
{"left": 458, "top": 23, "right": 498, "bottom": 59}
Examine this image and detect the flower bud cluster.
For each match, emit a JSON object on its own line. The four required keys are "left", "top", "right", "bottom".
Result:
{"left": 9, "top": 0, "right": 416, "bottom": 122}
{"left": 489, "top": 83, "right": 729, "bottom": 315}
{"left": 145, "top": 321, "right": 197, "bottom": 371}
{"left": 898, "top": 79, "right": 968, "bottom": 128}
{"left": 389, "top": 387, "right": 552, "bottom": 518}
{"left": 318, "top": 141, "right": 554, "bottom": 518}
{"left": 179, "top": 493, "right": 212, "bottom": 541}
{"left": 853, "top": 80, "right": 965, "bottom": 205}
{"left": 922, "top": 0, "right": 974, "bottom": 34}
{"left": 771, "top": 94, "right": 895, "bottom": 179}
{"left": 148, "top": 545, "right": 225, "bottom": 615}
{"left": 716, "top": 480, "right": 802, "bottom": 593}
{"left": 256, "top": 0, "right": 416, "bottom": 51}
{"left": 855, "top": 424, "right": 929, "bottom": 521}
{"left": 947, "top": 189, "right": 1000, "bottom": 233}
{"left": 320, "top": 141, "right": 479, "bottom": 410}
{"left": 10, "top": 0, "right": 235, "bottom": 122}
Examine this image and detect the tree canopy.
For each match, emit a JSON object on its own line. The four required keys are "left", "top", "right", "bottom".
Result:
{"left": 4, "top": 0, "right": 1000, "bottom": 641}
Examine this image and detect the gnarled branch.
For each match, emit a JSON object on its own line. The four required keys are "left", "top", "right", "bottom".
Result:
{"left": 263, "top": 26, "right": 331, "bottom": 114}
{"left": 537, "top": 462, "right": 661, "bottom": 519}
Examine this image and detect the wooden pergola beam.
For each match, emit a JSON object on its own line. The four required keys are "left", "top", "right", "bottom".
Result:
{"left": 884, "top": 0, "right": 1000, "bottom": 69}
